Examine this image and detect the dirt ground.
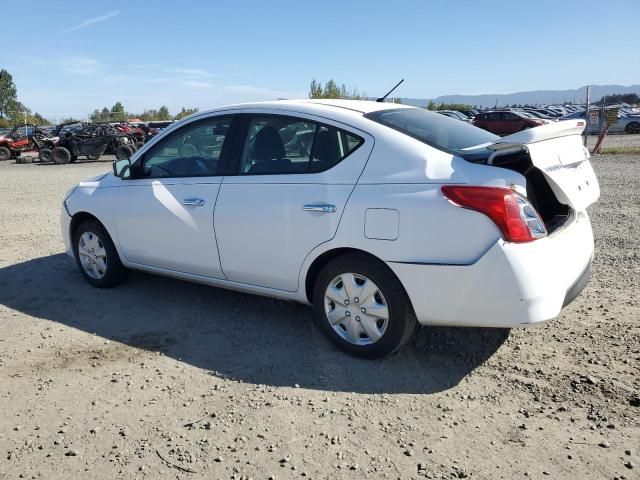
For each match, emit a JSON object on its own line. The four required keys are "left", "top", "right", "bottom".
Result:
{"left": 0, "top": 153, "right": 638, "bottom": 480}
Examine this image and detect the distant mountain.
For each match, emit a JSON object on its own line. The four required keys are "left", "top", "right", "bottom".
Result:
{"left": 399, "top": 84, "right": 640, "bottom": 108}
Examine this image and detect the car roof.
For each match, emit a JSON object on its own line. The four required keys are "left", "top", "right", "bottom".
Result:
{"left": 195, "top": 99, "right": 413, "bottom": 120}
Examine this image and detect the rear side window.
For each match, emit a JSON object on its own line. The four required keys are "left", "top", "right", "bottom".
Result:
{"left": 366, "top": 108, "right": 498, "bottom": 154}
{"left": 238, "top": 115, "right": 363, "bottom": 175}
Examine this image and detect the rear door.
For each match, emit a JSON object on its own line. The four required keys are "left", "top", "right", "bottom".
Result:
{"left": 214, "top": 112, "right": 373, "bottom": 292}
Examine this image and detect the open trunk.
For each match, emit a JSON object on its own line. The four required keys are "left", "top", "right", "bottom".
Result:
{"left": 463, "top": 120, "right": 600, "bottom": 234}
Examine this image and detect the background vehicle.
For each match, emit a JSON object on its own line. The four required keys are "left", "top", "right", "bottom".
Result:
{"left": 473, "top": 110, "right": 545, "bottom": 134}
{"left": 43, "top": 123, "right": 132, "bottom": 164}
{"left": 61, "top": 100, "right": 599, "bottom": 358}
{"left": 0, "top": 125, "right": 51, "bottom": 161}
{"left": 436, "top": 110, "right": 471, "bottom": 122}
{"left": 562, "top": 109, "right": 640, "bottom": 134}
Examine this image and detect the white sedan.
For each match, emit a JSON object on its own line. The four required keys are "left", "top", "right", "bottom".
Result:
{"left": 61, "top": 100, "right": 599, "bottom": 358}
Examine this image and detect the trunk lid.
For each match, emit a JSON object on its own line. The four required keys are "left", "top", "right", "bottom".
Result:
{"left": 488, "top": 120, "right": 600, "bottom": 211}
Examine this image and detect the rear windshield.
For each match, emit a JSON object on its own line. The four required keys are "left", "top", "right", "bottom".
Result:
{"left": 365, "top": 108, "right": 499, "bottom": 154}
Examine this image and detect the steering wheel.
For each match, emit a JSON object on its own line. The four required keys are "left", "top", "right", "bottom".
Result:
{"left": 146, "top": 163, "right": 174, "bottom": 177}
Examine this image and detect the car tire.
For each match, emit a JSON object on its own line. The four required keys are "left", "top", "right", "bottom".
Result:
{"left": 52, "top": 146, "right": 72, "bottom": 164}
{"left": 312, "top": 254, "right": 417, "bottom": 358}
{"left": 73, "top": 220, "right": 128, "bottom": 288}
{"left": 39, "top": 148, "right": 52, "bottom": 162}
{"left": 16, "top": 155, "right": 33, "bottom": 164}
{"left": 0, "top": 146, "right": 11, "bottom": 161}
{"left": 625, "top": 122, "right": 640, "bottom": 134}
{"left": 115, "top": 145, "right": 134, "bottom": 160}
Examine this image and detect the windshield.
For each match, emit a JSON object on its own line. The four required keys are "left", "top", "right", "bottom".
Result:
{"left": 365, "top": 108, "right": 498, "bottom": 154}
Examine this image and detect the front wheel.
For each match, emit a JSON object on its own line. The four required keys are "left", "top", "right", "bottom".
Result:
{"left": 115, "top": 145, "right": 134, "bottom": 160}
{"left": 0, "top": 146, "right": 11, "bottom": 161}
{"left": 312, "top": 254, "right": 417, "bottom": 358}
{"left": 73, "top": 220, "right": 128, "bottom": 288}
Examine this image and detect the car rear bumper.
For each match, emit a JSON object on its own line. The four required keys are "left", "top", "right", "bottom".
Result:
{"left": 389, "top": 211, "right": 594, "bottom": 328}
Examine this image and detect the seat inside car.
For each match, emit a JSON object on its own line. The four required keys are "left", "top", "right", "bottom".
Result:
{"left": 248, "top": 126, "right": 292, "bottom": 174}
{"left": 310, "top": 128, "right": 341, "bottom": 171}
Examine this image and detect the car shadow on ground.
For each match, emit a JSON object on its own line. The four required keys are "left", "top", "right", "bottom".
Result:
{"left": 0, "top": 254, "right": 509, "bottom": 394}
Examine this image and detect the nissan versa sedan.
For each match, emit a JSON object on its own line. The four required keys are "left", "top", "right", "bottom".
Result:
{"left": 61, "top": 100, "right": 600, "bottom": 358}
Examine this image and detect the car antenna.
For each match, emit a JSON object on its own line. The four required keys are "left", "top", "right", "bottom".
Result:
{"left": 376, "top": 79, "right": 405, "bottom": 103}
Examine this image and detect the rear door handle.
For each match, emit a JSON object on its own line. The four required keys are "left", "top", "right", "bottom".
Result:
{"left": 303, "top": 204, "right": 336, "bottom": 213}
{"left": 181, "top": 198, "right": 205, "bottom": 206}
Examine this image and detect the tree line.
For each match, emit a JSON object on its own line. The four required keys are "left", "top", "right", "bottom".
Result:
{"left": 88, "top": 104, "right": 198, "bottom": 123}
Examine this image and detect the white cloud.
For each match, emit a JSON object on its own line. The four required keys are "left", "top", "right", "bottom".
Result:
{"left": 182, "top": 80, "right": 213, "bottom": 89}
{"left": 58, "top": 10, "right": 121, "bottom": 35}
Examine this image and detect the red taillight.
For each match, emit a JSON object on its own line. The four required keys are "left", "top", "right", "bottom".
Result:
{"left": 441, "top": 185, "right": 547, "bottom": 243}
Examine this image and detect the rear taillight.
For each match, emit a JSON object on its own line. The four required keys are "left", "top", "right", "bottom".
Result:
{"left": 441, "top": 185, "right": 547, "bottom": 243}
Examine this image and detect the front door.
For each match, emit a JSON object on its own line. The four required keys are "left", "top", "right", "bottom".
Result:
{"left": 114, "top": 115, "right": 235, "bottom": 278}
{"left": 214, "top": 113, "right": 372, "bottom": 292}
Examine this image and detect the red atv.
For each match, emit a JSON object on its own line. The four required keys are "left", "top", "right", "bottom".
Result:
{"left": 0, "top": 125, "right": 53, "bottom": 161}
{"left": 0, "top": 125, "right": 40, "bottom": 161}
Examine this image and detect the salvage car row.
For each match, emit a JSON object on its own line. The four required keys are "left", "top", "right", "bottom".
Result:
{"left": 436, "top": 104, "right": 640, "bottom": 135}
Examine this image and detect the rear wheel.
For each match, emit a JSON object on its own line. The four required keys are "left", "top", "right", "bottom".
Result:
{"left": 0, "top": 146, "right": 11, "bottom": 161}
{"left": 73, "top": 220, "right": 127, "bottom": 288}
{"left": 52, "top": 146, "right": 72, "bottom": 164}
{"left": 39, "top": 148, "right": 52, "bottom": 162}
{"left": 625, "top": 122, "right": 640, "bottom": 134}
{"left": 312, "top": 254, "right": 417, "bottom": 358}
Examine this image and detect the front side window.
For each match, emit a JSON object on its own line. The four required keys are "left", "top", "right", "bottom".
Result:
{"left": 137, "top": 116, "right": 231, "bottom": 178}
{"left": 238, "top": 115, "right": 362, "bottom": 175}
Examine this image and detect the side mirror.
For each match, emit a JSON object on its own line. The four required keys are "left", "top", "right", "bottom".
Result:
{"left": 113, "top": 158, "right": 131, "bottom": 178}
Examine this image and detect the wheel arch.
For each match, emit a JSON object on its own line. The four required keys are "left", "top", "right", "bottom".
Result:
{"left": 304, "top": 247, "right": 390, "bottom": 303}
{"left": 69, "top": 211, "right": 105, "bottom": 241}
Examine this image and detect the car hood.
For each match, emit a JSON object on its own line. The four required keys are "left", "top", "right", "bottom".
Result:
{"left": 78, "top": 171, "right": 110, "bottom": 187}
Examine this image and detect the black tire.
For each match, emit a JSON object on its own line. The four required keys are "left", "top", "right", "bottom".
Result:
{"left": 0, "top": 146, "right": 11, "bottom": 161}
{"left": 115, "top": 145, "right": 134, "bottom": 160}
{"left": 16, "top": 155, "right": 33, "bottom": 164}
{"left": 625, "top": 122, "right": 640, "bottom": 134}
{"left": 312, "top": 254, "right": 417, "bottom": 358}
{"left": 72, "top": 219, "right": 127, "bottom": 288}
{"left": 52, "top": 146, "right": 72, "bottom": 164}
{"left": 39, "top": 148, "right": 52, "bottom": 162}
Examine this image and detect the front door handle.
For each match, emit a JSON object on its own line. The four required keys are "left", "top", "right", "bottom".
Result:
{"left": 303, "top": 204, "right": 336, "bottom": 213}
{"left": 181, "top": 198, "right": 205, "bottom": 206}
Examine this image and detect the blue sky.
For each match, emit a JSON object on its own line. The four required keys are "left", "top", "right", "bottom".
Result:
{"left": 2, "top": 0, "right": 638, "bottom": 118}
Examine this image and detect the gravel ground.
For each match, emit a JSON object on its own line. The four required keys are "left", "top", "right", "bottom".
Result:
{"left": 586, "top": 133, "right": 640, "bottom": 150}
{"left": 0, "top": 154, "right": 638, "bottom": 480}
